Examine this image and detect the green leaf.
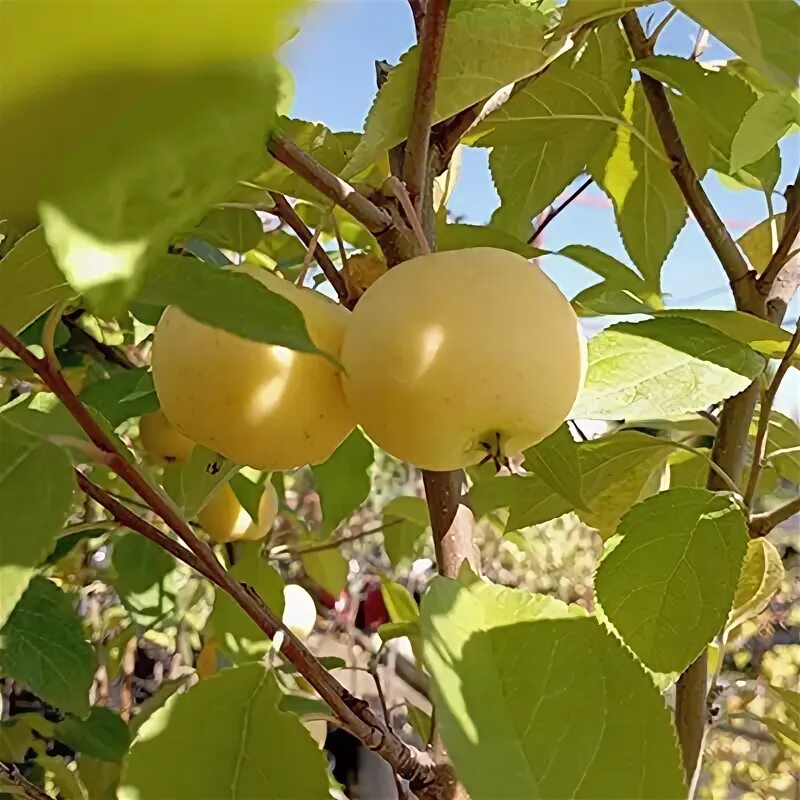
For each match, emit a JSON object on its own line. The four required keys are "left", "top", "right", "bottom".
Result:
{"left": 573, "top": 318, "right": 765, "bottom": 421}
{"left": 636, "top": 56, "right": 781, "bottom": 190}
{"left": 590, "top": 83, "right": 686, "bottom": 285}
{"left": 0, "top": 718, "right": 35, "bottom": 762}
{"left": 596, "top": 488, "right": 748, "bottom": 673}
{"left": 55, "top": 708, "right": 130, "bottom": 764}
{"left": 558, "top": 0, "right": 653, "bottom": 29}
{"left": 672, "top": 0, "right": 800, "bottom": 88}
{"left": 0, "top": 409, "right": 75, "bottom": 627}
{"left": 36, "top": 753, "right": 88, "bottom": 800}
{"left": 207, "top": 556, "right": 284, "bottom": 663}
{"left": 0, "top": 578, "right": 96, "bottom": 716}
{"left": 112, "top": 533, "right": 177, "bottom": 628}
{"left": 119, "top": 664, "right": 329, "bottom": 800}
{"left": 80, "top": 369, "right": 159, "bottom": 427}
{"left": 668, "top": 448, "right": 711, "bottom": 489}
{"left": 731, "top": 92, "right": 800, "bottom": 171}
{"left": 0, "top": 228, "right": 72, "bottom": 335}
{"left": 754, "top": 410, "right": 800, "bottom": 484}
{"left": 737, "top": 213, "right": 785, "bottom": 272}
{"left": 557, "top": 244, "right": 655, "bottom": 300}
{"left": 185, "top": 207, "right": 264, "bottom": 254}
{"left": 406, "top": 705, "right": 432, "bottom": 744}
{"left": 301, "top": 548, "right": 349, "bottom": 597}
{"left": 162, "top": 446, "right": 238, "bottom": 518}
{"left": 727, "top": 538, "right": 784, "bottom": 633}
{"left": 135, "top": 256, "right": 319, "bottom": 355}
{"left": 658, "top": 309, "right": 799, "bottom": 366}
{"left": 522, "top": 424, "right": 587, "bottom": 510}
{"left": 40, "top": 61, "right": 279, "bottom": 317}
{"left": 380, "top": 579, "right": 419, "bottom": 624}
{"left": 382, "top": 496, "right": 431, "bottom": 569}
{"left": 311, "top": 428, "right": 374, "bottom": 534}
{"left": 75, "top": 757, "right": 121, "bottom": 800}
{"left": 343, "top": 5, "right": 552, "bottom": 178}
{"left": 571, "top": 283, "right": 657, "bottom": 317}
{"left": 229, "top": 471, "right": 269, "bottom": 523}
{"left": 435, "top": 221, "right": 541, "bottom": 259}
{"left": 421, "top": 577, "right": 685, "bottom": 799}
{"left": 475, "top": 24, "right": 630, "bottom": 236}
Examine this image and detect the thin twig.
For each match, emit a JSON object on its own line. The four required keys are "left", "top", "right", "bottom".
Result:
{"left": 267, "top": 135, "right": 391, "bottom": 234}
{"left": 621, "top": 12, "right": 755, "bottom": 307}
{"left": 527, "top": 177, "right": 593, "bottom": 244}
{"left": 269, "top": 192, "right": 349, "bottom": 304}
{"left": 750, "top": 494, "right": 800, "bottom": 538}
{"left": 646, "top": 7, "right": 678, "bottom": 45}
{"left": 744, "top": 320, "right": 800, "bottom": 507}
{"left": 0, "top": 762, "right": 55, "bottom": 800}
{"left": 0, "top": 321, "right": 438, "bottom": 797}
{"left": 296, "top": 214, "right": 326, "bottom": 288}
{"left": 385, "top": 177, "right": 431, "bottom": 255}
{"left": 402, "top": 0, "right": 450, "bottom": 218}
{"left": 370, "top": 655, "right": 406, "bottom": 800}
{"left": 273, "top": 519, "right": 403, "bottom": 558}
{"left": 759, "top": 179, "right": 800, "bottom": 292}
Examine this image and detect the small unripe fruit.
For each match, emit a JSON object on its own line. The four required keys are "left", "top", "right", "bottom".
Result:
{"left": 152, "top": 267, "right": 355, "bottom": 470}
{"left": 139, "top": 410, "right": 194, "bottom": 464}
{"left": 341, "top": 248, "right": 586, "bottom": 471}
{"left": 198, "top": 482, "right": 278, "bottom": 544}
{"left": 282, "top": 584, "right": 317, "bottom": 639}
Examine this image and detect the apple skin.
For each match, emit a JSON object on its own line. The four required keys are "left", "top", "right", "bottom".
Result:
{"left": 340, "top": 247, "right": 586, "bottom": 471}
{"left": 139, "top": 410, "right": 195, "bottom": 464}
{"left": 151, "top": 266, "right": 355, "bottom": 471}
{"left": 198, "top": 481, "right": 278, "bottom": 544}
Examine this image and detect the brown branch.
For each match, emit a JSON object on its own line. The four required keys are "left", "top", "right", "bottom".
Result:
{"left": 267, "top": 135, "right": 391, "bottom": 234}
{"left": 402, "top": 0, "right": 451, "bottom": 216}
{"left": 0, "top": 322, "right": 438, "bottom": 797}
{"left": 407, "top": 0, "right": 425, "bottom": 37}
{"left": 622, "top": 11, "right": 755, "bottom": 308}
{"left": 743, "top": 319, "right": 800, "bottom": 506}
{"left": 759, "top": 178, "right": 800, "bottom": 293}
{"left": 269, "top": 192, "right": 350, "bottom": 306}
{"left": 750, "top": 494, "right": 800, "bottom": 538}
{"left": 527, "top": 177, "right": 593, "bottom": 244}
{"left": 0, "top": 762, "right": 54, "bottom": 800}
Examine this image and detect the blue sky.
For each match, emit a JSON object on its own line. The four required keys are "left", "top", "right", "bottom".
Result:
{"left": 281, "top": 1, "right": 800, "bottom": 414}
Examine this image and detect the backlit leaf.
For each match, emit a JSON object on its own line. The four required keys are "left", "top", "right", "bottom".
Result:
{"left": 523, "top": 424, "right": 587, "bottom": 510}
{"left": 302, "top": 548, "right": 349, "bottom": 597}
{"left": 421, "top": 577, "right": 685, "bottom": 799}
{"left": 573, "top": 317, "right": 765, "bottom": 421}
{"left": 436, "top": 222, "right": 541, "bottom": 259}
{"left": 119, "top": 664, "right": 328, "bottom": 800}
{"left": 727, "top": 538, "right": 785, "bottom": 633}
{"left": 0, "top": 578, "right": 96, "bottom": 716}
{"left": 55, "top": 707, "right": 130, "bottom": 764}
{"left": 382, "top": 496, "right": 431, "bottom": 568}
{"left": 596, "top": 488, "right": 748, "bottom": 673}
{"left": 737, "top": 213, "right": 785, "bottom": 272}
{"left": 185, "top": 207, "right": 264, "bottom": 254}
{"left": 558, "top": 0, "right": 653, "bottom": 29}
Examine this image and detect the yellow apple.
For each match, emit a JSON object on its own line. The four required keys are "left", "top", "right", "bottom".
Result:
{"left": 282, "top": 584, "right": 317, "bottom": 639}
{"left": 151, "top": 266, "right": 355, "bottom": 470}
{"left": 198, "top": 481, "right": 278, "bottom": 544}
{"left": 0, "top": 0, "right": 302, "bottom": 231}
{"left": 341, "top": 247, "right": 586, "bottom": 471}
{"left": 138, "top": 410, "right": 195, "bottom": 464}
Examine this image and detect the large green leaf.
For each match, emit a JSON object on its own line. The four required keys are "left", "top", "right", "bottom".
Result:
{"left": 727, "top": 538, "right": 784, "bottom": 633}
{"left": 0, "top": 228, "right": 72, "bottom": 334}
{"left": 522, "top": 424, "right": 587, "bottom": 510}
{"left": 111, "top": 533, "right": 177, "bottom": 628}
{"left": 435, "top": 221, "right": 541, "bottom": 259}
{"left": 421, "top": 577, "right": 685, "bottom": 799}
{"left": 382, "top": 496, "right": 431, "bottom": 568}
{"left": 0, "top": 578, "right": 96, "bottom": 716}
{"left": 658, "top": 309, "right": 799, "bottom": 366}
{"left": 558, "top": 0, "right": 653, "bottom": 29}
{"left": 573, "top": 317, "right": 765, "bottom": 421}
{"left": 636, "top": 56, "right": 781, "bottom": 189}
{"left": 472, "top": 431, "right": 673, "bottom": 537}
{"left": 207, "top": 556, "right": 284, "bottom": 663}
{"left": 40, "top": 61, "right": 279, "bottom": 317}
{"left": 0, "top": 409, "right": 75, "bottom": 627}
{"left": 590, "top": 83, "right": 686, "bottom": 285}
{"left": 672, "top": 0, "right": 800, "bottom": 88}
{"left": 596, "top": 488, "right": 748, "bottom": 673}
{"left": 475, "top": 24, "right": 630, "bottom": 236}
{"left": 731, "top": 92, "right": 800, "bottom": 171}
{"left": 185, "top": 207, "right": 264, "bottom": 254}
{"left": 311, "top": 428, "right": 374, "bottom": 534}
{"left": 134, "top": 257, "right": 319, "bottom": 355}
{"left": 119, "top": 664, "right": 328, "bottom": 800}
{"left": 343, "top": 5, "right": 553, "bottom": 178}
{"left": 55, "top": 707, "right": 130, "bottom": 764}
